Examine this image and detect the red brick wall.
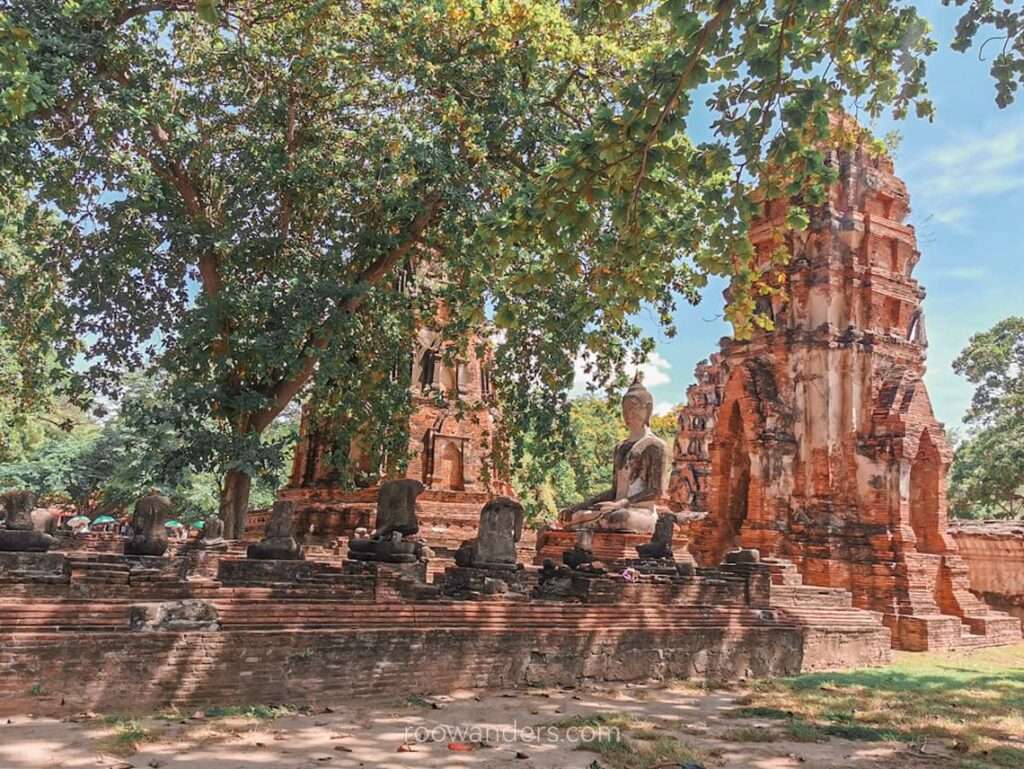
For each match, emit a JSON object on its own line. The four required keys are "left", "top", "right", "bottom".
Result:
{"left": 0, "top": 623, "right": 881, "bottom": 717}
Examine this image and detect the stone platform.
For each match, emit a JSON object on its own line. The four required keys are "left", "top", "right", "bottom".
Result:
{"left": 0, "top": 544, "right": 890, "bottom": 716}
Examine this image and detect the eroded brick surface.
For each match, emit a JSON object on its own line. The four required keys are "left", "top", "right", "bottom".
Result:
{"left": 249, "top": 326, "right": 512, "bottom": 548}
{"left": 0, "top": 550, "right": 891, "bottom": 715}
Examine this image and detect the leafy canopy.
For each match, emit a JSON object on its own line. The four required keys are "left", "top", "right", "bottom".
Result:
{"left": 0, "top": 0, "right": 1015, "bottom": 512}
{"left": 0, "top": 375, "right": 298, "bottom": 519}
{"left": 950, "top": 317, "right": 1024, "bottom": 519}
{"left": 512, "top": 396, "right": 628, "bottom": 523}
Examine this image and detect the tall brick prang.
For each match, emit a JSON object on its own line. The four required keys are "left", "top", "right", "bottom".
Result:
{"left": 669, "top": 120, "right": 1021, "bottom": 651}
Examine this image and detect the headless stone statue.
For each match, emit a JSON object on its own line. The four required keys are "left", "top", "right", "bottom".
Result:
{"left": 559, "top": 374, "right": 669, "bottom": 534}
{"left": 636, "top": 512, "right": 676, "bottom": 560}
{"left": 454, "top": 497, "right": 524, "bottom": 570}
{"left": 374, "top": 479, "right": 424, "bottom": 538}
{"left": 247, "top": 500, "right": 304, "bottom": 560}
{"left": 125, "top": 490, "right": 172, "bottom": 556}
{"left": 0, "top": 490, "right": 56, "bottom": 552}
{"left": 196, "top": 515, "right": 227, "bottom": 551}
{"left": 348, "top": 479, "right": 426, "bottom": 563}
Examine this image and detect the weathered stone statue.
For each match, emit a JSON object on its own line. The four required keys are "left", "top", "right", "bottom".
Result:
{"left": 636, "top": 512, "right": 676, "bottom": 560}
{"left": 125, "top": 490, "right": 172, "bottom": 557}
{"left": 374, "top": 479, "right": 424, "bottom": 538}
{"left": 454, "top": 496, "right": 524, "bottom": 570}
{"left": 0, "top": 490, "right": 56, "bottom": 552}
{"left": 248, "top": 500, "right": 304, "bottom": 560}
{"left": 196, "top": 515, "right": 227, "bottom": 552}
{"left": 559, "top": 374, "right": 669, "bottom": 534}
{"left": 348, "top": 479, "right": 427, "bottom": 563}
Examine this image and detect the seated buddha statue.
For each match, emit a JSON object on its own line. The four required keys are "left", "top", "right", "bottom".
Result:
{"left": 558, "top": 374, "right": 669, "bottom": 535}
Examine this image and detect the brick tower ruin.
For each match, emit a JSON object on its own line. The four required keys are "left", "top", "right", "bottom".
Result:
{"left": 256, "top": 260, "right": 512, "bottom": 552}
{"left": 669, "top": 126, "right": 1021, "bottom": 650}
{"left": 272, "top": 333, "right": 509, "bottom": 549}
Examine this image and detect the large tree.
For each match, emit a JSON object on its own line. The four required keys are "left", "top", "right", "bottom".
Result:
{"left": 950, "top": 317, "right": 1024, "bottom": 519}
{"left": 1, "top": 0, "right": 1014, "bottom": 536}
{"left": 0, "top": 186, "right": 76, "bottom": 461}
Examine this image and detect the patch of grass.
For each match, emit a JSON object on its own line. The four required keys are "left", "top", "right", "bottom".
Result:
{"left": 97, "top": 717, "right": 155, "bottom": 756}
{"left": 577, "top": 733, "right": 704, "bottom": 769}
{"left": 405, "top": 695, "right": 434, "bottom": 708}
{"left": 727, "top": 705, "right": 792, "bottom": 720}
{"left": 821, "top": 723, "right": 908, "bottom": 742}
{"left": 203, "top": 704, "right": 295, "bottom": 720}
{"left": 728, "top": 643, "right": 1024, "bottom": 769}
{"left": 29, "top": 683, "right": 44, "bottom": 696}
{"left": 549, "top": 711, "right": 639, "bottom": 730}
{"left": 962, "top": 749, "right": 1024, "bottom": 765}
{"left": 784, "top": 719, "right": 826, "bottom": 743}
{"left": 576, "top": 732, "right": 630, "bottom": 756}
{"left": 721, "top": 726, "right": 778, "bottom": 743}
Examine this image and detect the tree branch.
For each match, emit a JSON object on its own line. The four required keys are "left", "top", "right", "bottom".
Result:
{"left": 627, "top": 0, "right": 737, "bottom": 222}
{"left": 250, "top": 192, "right": 444, "bottom": 432}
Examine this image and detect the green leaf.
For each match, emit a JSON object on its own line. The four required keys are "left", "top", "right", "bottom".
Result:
{"left": 196, "top": 0, "right": 219, "bottom": 24}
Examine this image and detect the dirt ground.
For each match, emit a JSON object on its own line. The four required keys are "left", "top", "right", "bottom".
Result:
{"left": 0, "top": 681, "right": 963, "bottom": 769}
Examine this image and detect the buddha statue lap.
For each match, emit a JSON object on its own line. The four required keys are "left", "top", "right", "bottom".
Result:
{"left": 636, "top": 512, "right": 676, "bottom": 560}
{"left": 558, "top": 374, "right": 670, "bottom": 535}
{"left": 247, "top": 500, "right": 304, "bottom": 560}
{"left": 195, "top": 515, "right": 228, "bottom": 552}
{"left": 454, "top": 496, "right": 525, "bottom": 570}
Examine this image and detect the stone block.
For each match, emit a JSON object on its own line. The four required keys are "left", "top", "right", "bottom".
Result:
{"left": 0, "top": 551, "right": 69, "bottom": 582}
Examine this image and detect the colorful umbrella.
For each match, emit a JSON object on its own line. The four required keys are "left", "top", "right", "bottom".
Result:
{"left": 164, "top": 520, "right": 184, "bottom": 528}
{"left": 91, "top": 515, "right": 117, "bottom": 525}
{"left": 66, "top": 515, "right": 90, "bottom": 526}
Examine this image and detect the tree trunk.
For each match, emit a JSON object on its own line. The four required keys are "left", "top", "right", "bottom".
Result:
{"left": 220, "top": 468, "right": 252, "bottom": 540}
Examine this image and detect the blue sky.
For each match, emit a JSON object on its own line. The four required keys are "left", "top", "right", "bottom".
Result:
{"left": 627, "top": 0, "right": 1023, "bottom": 430}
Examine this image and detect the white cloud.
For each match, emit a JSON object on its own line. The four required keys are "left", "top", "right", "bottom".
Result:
{"left": 932, "top": 206, "right": 968, "bottom": 226}
{"left": 935, "top": 266, "right": 989, "bottom": 281}
{"left": 639, "top": 351, "right": 672, "bottom": 388}
{"left": 571, "top": 350, "right": 673, "bottom": 394}
{"left": 653, "top": 400, "right": 676, "bottom": 416}
{"left": 912, "top": 125, "right": 1024, "bottom": 227}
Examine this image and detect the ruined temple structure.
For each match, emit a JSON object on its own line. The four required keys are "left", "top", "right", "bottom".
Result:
{"left": 666, "top": 354, "right": 727, "bottom": 514}
{"left": 257, "top": 266, "right": 514, "bottom": 555}
{"left": 669, "top": 123, "right": 1022, "bottom": 651}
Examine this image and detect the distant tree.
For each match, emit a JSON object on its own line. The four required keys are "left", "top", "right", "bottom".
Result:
{"left": 0, "top": 417, "right": 101, "bottom": 505}
{"left": 949, "top": 415, "right": 1024, "bottom": 519}
{"left": 949, "top": 317, "right": 1024, "bottom": 519}
{"left": 651, "top": 407, "right": 682, "bottom": 445}
{"left": 512, "top": 396, "right": 627, "bottom": 523}
{"left": 0, "top": 375, "right": 299, "bottom": 520}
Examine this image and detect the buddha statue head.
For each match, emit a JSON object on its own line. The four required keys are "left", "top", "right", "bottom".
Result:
{"left": 622, "top": 372, "right": 654, "bottom": 433}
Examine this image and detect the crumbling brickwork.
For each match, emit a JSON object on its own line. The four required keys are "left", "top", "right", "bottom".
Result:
{"left": 669, "top": 125, "right": 1021, "bottom": 650}
{"left": 0, "top": 549, "right": 890, "bottom": 716}
{"left": 259, "top": 325, "right": 510, "bottom": 545}
{"left": 666, "top": 354, "right": 727, "bottom": 513}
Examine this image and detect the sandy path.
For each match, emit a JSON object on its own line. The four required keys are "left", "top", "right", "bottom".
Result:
{"left": 0, "top": 683, "right": 950, "bottom": 769}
